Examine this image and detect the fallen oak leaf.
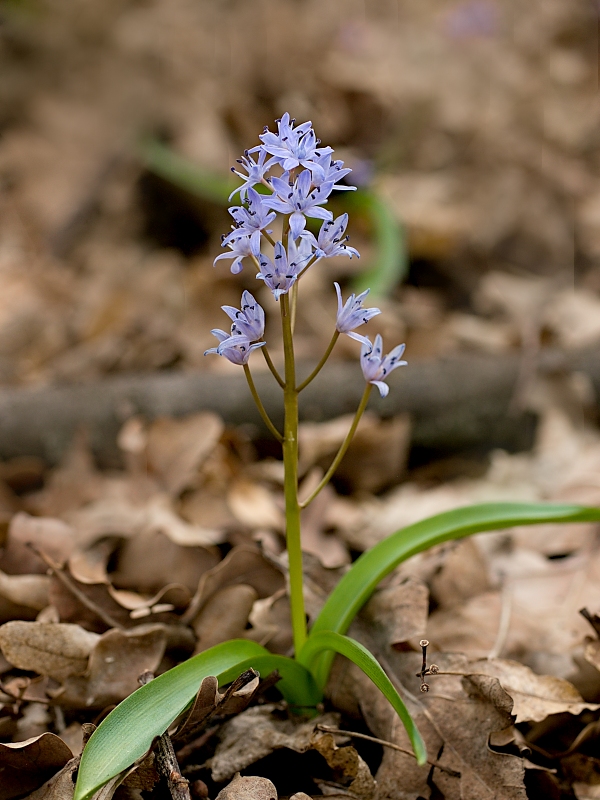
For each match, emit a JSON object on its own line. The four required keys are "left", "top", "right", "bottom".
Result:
{"left": 452, "top": 657, "right": 600, "bottom": 723}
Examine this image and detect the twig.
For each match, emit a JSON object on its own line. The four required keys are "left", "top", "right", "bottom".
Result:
{"left": 138, "top": 671, "right": 192, "bottom": 800}
{"left": 315, "top": 725, "right": 460, "bottom": 778}
{"left": 580, "top": 607, "right": 600, "bottom": 639}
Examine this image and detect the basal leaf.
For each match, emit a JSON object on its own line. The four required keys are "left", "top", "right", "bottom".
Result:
{"left": 309, "top": 503, "right": 600, "bottom": 685}
{"left": 299, "top": 630, "right": 426, "bottom": 765}
{"left": 74, "top": 640, "right": 272, "bottom": 800}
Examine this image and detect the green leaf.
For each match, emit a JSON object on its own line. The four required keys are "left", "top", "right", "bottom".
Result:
{"left": 138, "top": 138, "right": 235, "bottom": 205}
{"left": 74, "top": 640, "right": 287, "bottom": 800}
{"left": 299, "top": 631, "right": 426, "bottom": 766}
{"left": 347, "top": 189, "right": 407, "bottom": 298}
{"left": 309, "top": 502, "right": 600, "bottom": 686}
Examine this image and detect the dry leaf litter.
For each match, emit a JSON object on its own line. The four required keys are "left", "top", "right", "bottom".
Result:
{"left": 0, "top": 0, "right": 600, "bottom": 798}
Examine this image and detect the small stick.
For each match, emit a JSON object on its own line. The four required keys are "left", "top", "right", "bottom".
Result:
{"left": 315, "top": 725, "right": 460, "bottom": 778}
{"left": 415, "top": 640, "right": 439, "bottom": 693}
{"left": 139, "top": 671, "right": 192, "bottom": 800}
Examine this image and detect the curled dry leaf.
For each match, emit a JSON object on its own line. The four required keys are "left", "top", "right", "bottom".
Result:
{"left": 215, "top": 774, "right": 278, "bottom": 800}
{"left": 0, "top": 733, "right": 73, "bottom": 800}
{"left": 0, "top": 621, "right": 99, "bottom": 681}
{"left": 210, "top": 705, "right": 339, "bottom": 783}
{"left": 311, "top": 731, "right": 376, "bottom": 800}
{"left": 462, "top": 658, "right": 600, "bottom": 723}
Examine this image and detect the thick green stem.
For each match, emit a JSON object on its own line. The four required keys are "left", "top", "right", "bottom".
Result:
{"left": 296, "top": 330, "right": 340, "bottom": 392}
{"left": 243, "top": 364, "right": 283, "bottom": 442}
{"left": 300, "top": 384, "right": 372, "bottom": 508}
{"left": 262, "top": 346, "right": 285, "bottom": 388}
{"left": 281, "top": 292, "right": 307, "bottom": 654}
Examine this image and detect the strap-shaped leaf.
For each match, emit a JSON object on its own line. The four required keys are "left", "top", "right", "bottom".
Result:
{"left": 308, "top": 502, "right": 600, "bottom": 685}
{"left": 74, "top": 640, "right": 303, "bottom": 800}
{"left": 299, "top": 630, "right": 426, "bottom": 765}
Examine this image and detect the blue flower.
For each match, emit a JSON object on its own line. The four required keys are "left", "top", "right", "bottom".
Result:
{"left": 213, "top": 233, "right": 260, "bottom": 274}
{"left": 221, "top": 291, "right": 265, "bottom": 340}
{"left": 256, "top": 241, "right": 301, "bottom": 300}
{"left": 305, "top": 214, "right": 360, "bottom": 259}
{"left": 359, "top": 334, "right": 407, "bottom": 397}
{"left": 222, "top": 187, "right": 276, "bottom": 254}
{"left": 204, "top": 330, "right": 265, "bottom": 365}
{"left": 310, "top": 154, "right": 355, "bottom": 192}
{"left": 253, "top": 113, "right": 333, "bottom": 171}
{"left": 229, "top": 149, "right": 276, "bottom": 201}
{"left": 265, "top": 170, "right": 334, "bottom": 239}
{"left": 334, "top": 283, "right": 381, "bottom": 338}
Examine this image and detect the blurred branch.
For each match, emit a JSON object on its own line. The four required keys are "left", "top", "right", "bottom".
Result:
{"left": 0, "top": 347, "right": 597, "bottom": 466}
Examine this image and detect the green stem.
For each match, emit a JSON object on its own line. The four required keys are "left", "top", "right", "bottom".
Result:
{"left": 262, "top": 346, "right": 285, "bottom": 388}
{"left": 243, "top": 364, "right": 283, "bottom": 442}
{"left": 296, "top": 330, "right": 340, "bottom": 392}
{"left": 299, "top": 384, "right": 372, "bottom": 508}
{"left": 280, "top": 292, "right": 307, "bottom": 654}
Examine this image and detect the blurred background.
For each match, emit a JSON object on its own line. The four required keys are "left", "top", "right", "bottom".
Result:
{"left": 0, "top": 0, "right": 599, "bottom": 473}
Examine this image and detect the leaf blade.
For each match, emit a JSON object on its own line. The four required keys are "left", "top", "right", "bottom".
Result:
{"left": 300, "top": 630, "right": 426, "bottom": 765}
{"left": 308, "top": 503, "right": 600, "bottom": 684}
{"left": 74, "top": 640, "right": 271, "bottom": 800}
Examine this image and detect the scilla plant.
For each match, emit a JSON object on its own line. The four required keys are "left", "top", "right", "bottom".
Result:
{"left": 74, "top": 115, "right": 600, "bottom": 799}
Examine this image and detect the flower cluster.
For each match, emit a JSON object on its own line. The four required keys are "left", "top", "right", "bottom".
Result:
{"left": 206, "top": 113, "right": 407, "bottom": 397}
{"left": 215, "top": 113, "right": 358, "bottom": 284}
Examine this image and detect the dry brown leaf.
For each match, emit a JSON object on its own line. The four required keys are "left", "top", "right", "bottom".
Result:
{"left": 311, "top": 731, "right": 376, "bottom": 800}
{"left": 0, "top": 733, "right": 73, "bottom": 800}
{"left": 58, "top": 623, "right": 167, "bottom": 708}
{"left": 429, "top": 538, "right": 491, "bottom": 609}
{"left": 462, "top": 658, "right": 600, "bottom": 723}
{"left": 184, "top": 545, "right": 284, "bottom": 625}
{"left": 227, "top": 480, "right": 284, "bottom": 530}
{"left": 215, "top": 774, "right": 277, "bottom": 800}
{"left": 24, "top": 757, "right": 79, "bottom": 800}
{"left": 210, "top": 705, "right": 339, "bottom": 783}
{"left": 0, "top": 621, "right": 99, "bottom": 681}
{"left": 1, "top": 513, "right": 76, "bottom": 575}
{"left": 193, "top": 583, "right": 257, "bottom": 653}
{"left": 110, "top": 526, "right": 220, "bottom": 595}
{"left": 362, "top": 577, "right": 428, "bottom": 650}
{"left": 146, "top": 412, "right": 224, "bottom": 495}
{"left": 245, "top": 590, "right": 293, "bottom": 655}
{"left": 298, "top": 479, "right": 349, "bottom": 569}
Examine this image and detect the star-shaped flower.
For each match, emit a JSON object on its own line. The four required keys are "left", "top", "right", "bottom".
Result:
{"left": 359, "top": 334, "right": 407, "bottom": 397}
{"left": 335, "top": 283, "right": 381, "bottom": 338}
{"left": 204, "top": 330, "right": 265, "bottom": 365}
{"left": 252, "top": 112, "right": 333, "bottom": 171}
{"left": 256, "top": 241, "right": 301, "bottom": 300}
{"left": 221, "top": 291, "right": 265, "bottom": 341}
